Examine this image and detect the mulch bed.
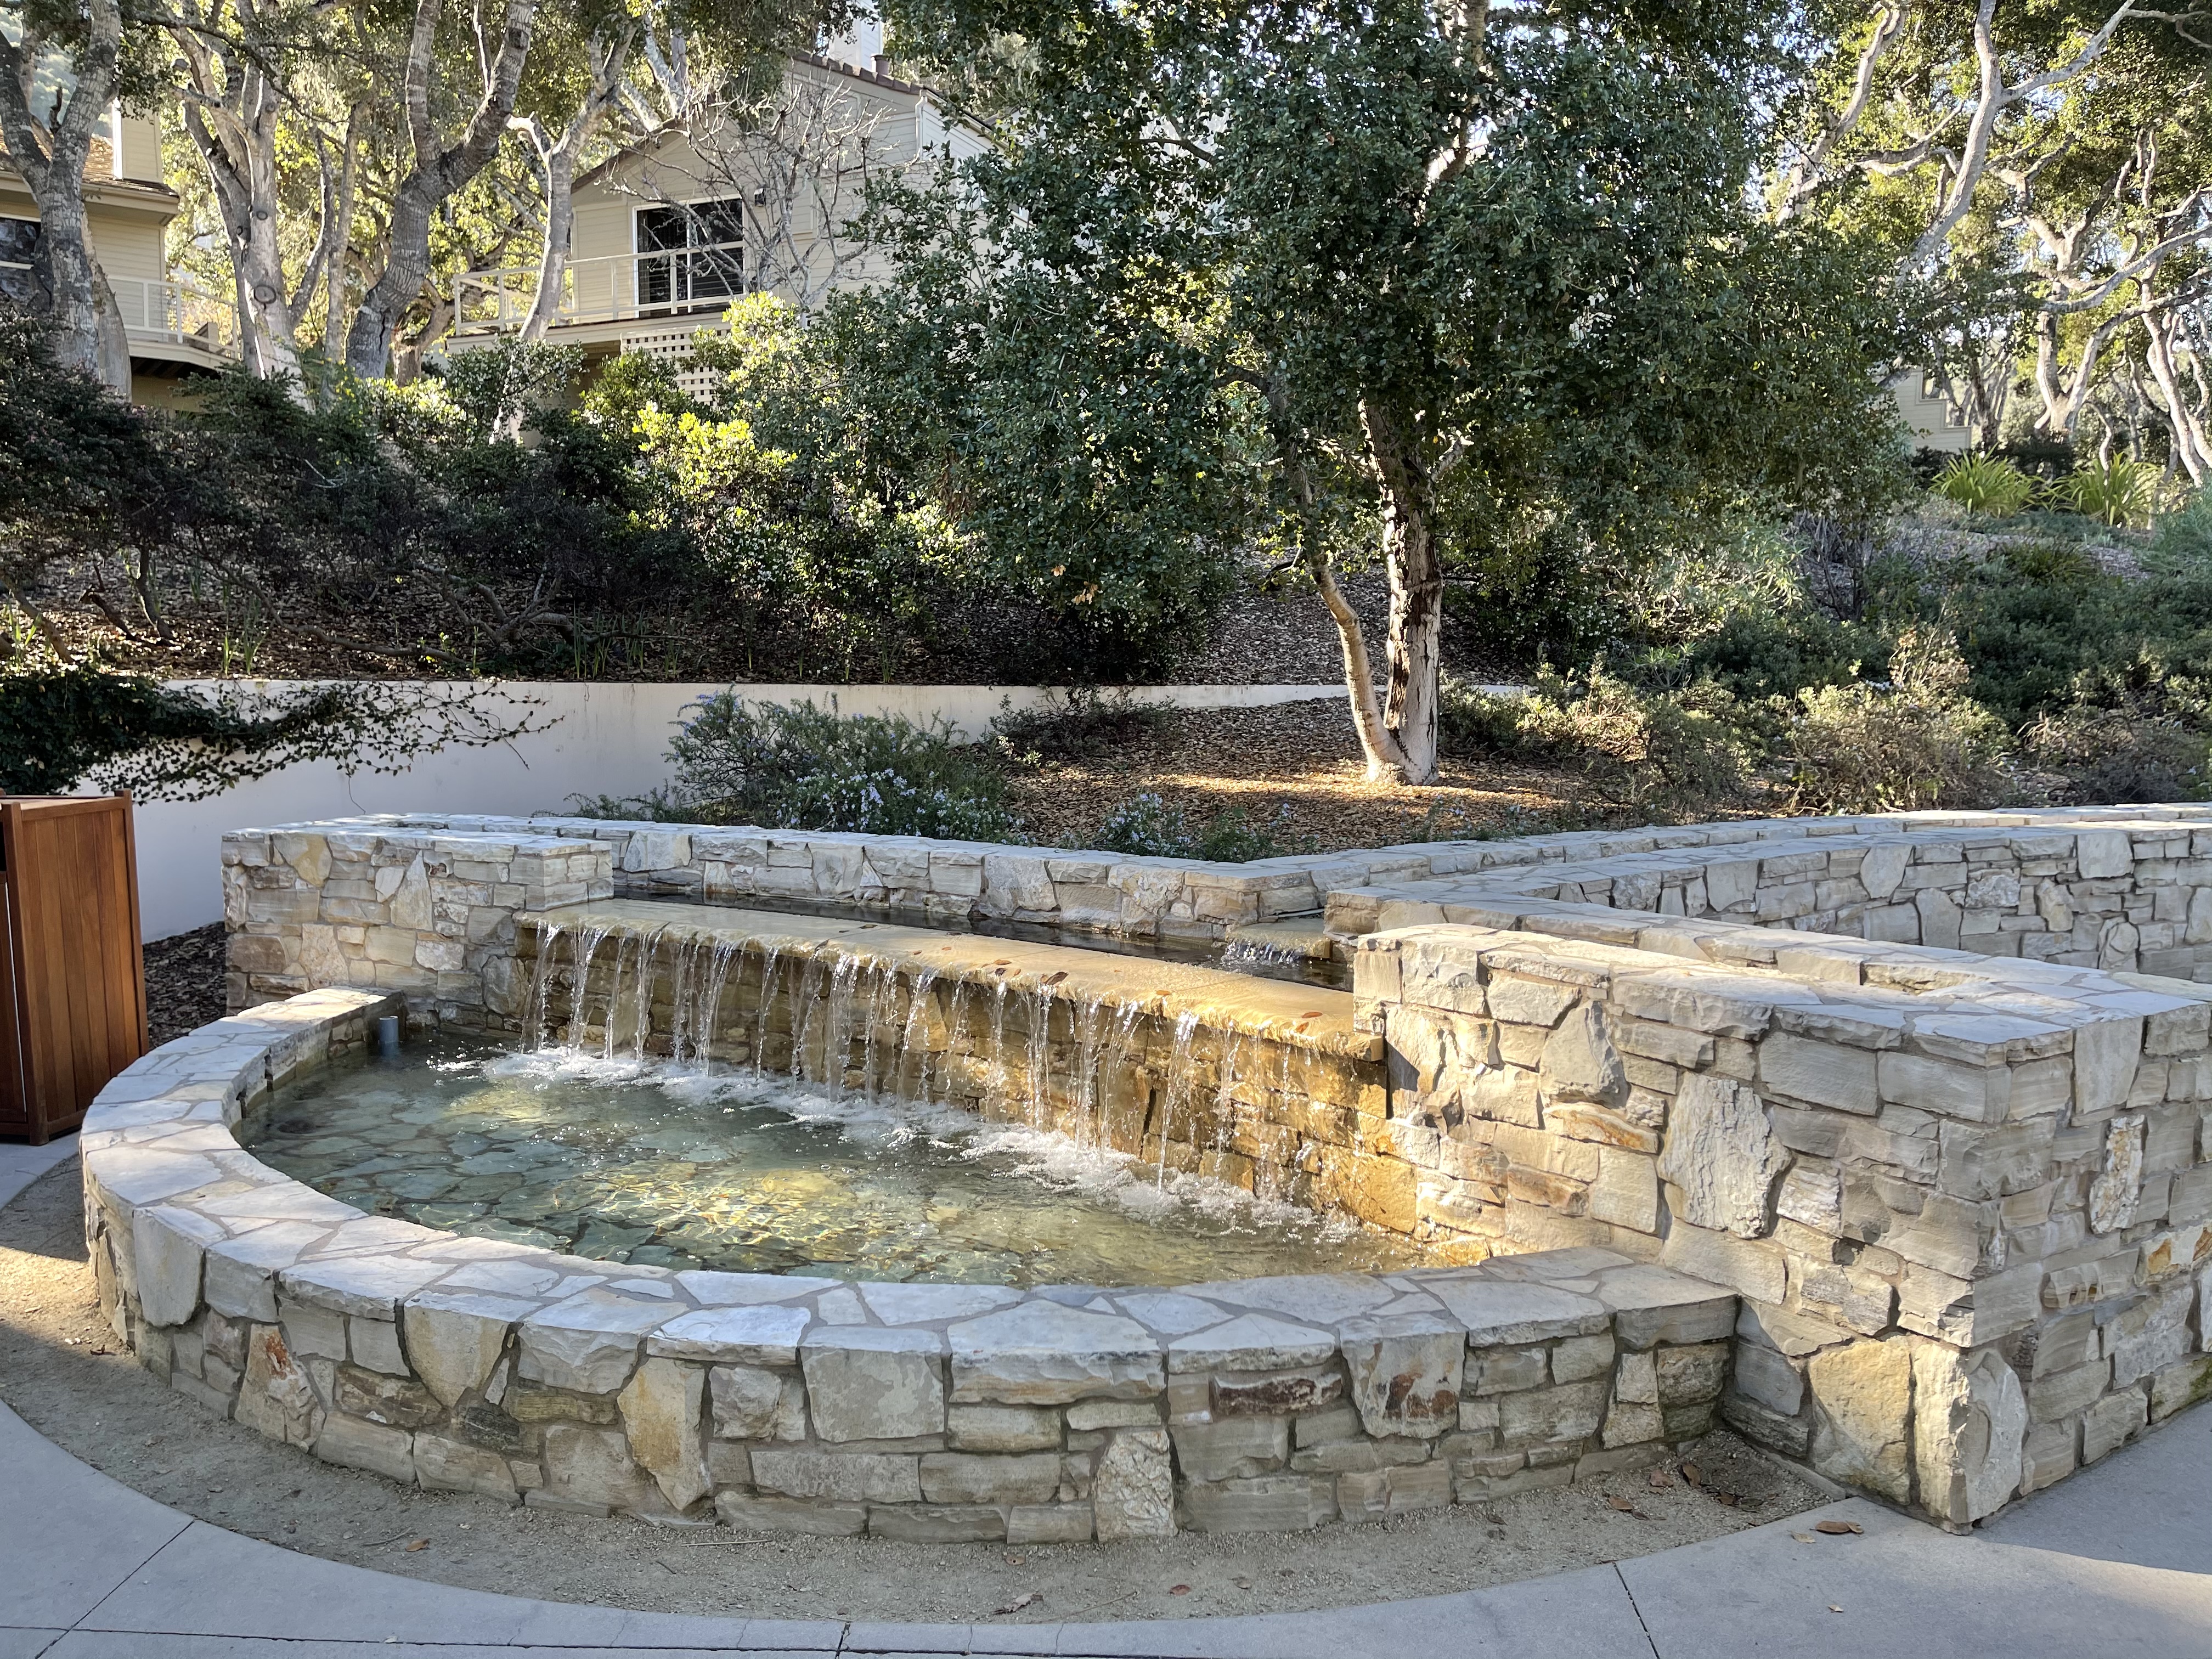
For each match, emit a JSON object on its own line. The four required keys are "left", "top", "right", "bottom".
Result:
{"left": 144, "top": 923, "right": 227, "bottom": 1045}
{"left": 998, "top": 699, "right": 1656, "bottom": 853}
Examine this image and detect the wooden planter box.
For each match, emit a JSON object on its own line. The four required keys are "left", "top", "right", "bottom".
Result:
{"left": 0, "top": 795, "right": 148, "bottom": 1143}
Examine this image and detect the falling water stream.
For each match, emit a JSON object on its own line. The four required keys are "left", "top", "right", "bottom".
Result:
{"left": 242, "top": 923, "right": 1420, "bottom": 1287}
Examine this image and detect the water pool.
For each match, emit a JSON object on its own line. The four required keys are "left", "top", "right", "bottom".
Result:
{"left": 242, "top": 1041, "right": 1423, "bottom": 1287}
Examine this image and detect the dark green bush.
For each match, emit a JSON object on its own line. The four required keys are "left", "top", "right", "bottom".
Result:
{"left": 1086, "top": 792, "right": 1313, "bottom": 861}
{"left": 595, "top": 695, "right": 1019, "bottom": 840}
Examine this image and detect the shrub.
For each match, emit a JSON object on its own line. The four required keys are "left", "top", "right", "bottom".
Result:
{"left": 990, "top": 686, "right": 1176, "bottom": 765}
{"left": 1437, "top": 677, "right": 1531, "bottom": 753}
{"left": 627, "top": 695, "right": 1019, "bottom": 839}
{"left": 1783, "top": 628, "right": 2016, "bottom": 812}
{"left": 2045, "top": 458, "right": 2160, "bottom": 528}
{"left": 2018, "top": 705, "right": 2209, "bottom": 806}
{"left": 1932, "top": 453, "right": 2037, "bottom": 517}
{"left": 2147, "top": 492, "right": 2212, "bottom": 569}
{"left": 1087, "top": 792, "right": 1312, "bottom": 861}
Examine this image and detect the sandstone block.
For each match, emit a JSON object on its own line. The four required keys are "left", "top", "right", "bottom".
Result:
{"left": 314, "top": 1414, "right": 415, "bottom": 1483}
{"left": 716, "top": 1493, "right": 866, "bottom": 1536}
{"left": 1498, "top": 1379, "right": 1609, "bottom": 1447}
{"left": 1911, "top": 1345, "right": 2027, "bottom": 1524}
{"left": 1658, "top": 1075, "right": 1790, "bottom": 1238}
{"left": 620, "top": 1357, "right": 709, "bottom": 1511}
{"left": 1760, "top": 1035, "right": 1878, "bottom": 1114}
{"left": 1171, "top": 1417, "right": 1289, "bottom": 1482}
{"left": 1539, "top": 1004, "right": 1628, "bottom": 1107}
{"left": 1807, "top": 1336, "right": 1913, "bottom": 1504}
{"left": 1008, "top": 1502, "right": 1094, "bottom": 1544}
{"left": 404, "top": 1291, "right": 535, "bottom": 1408}
{"left": 1180, "top": 1475, "right": 1336, "bottom": 1532}
{"left": 1340, "top": 1322, "right": 1463, "bottom": 1439}
{"left": 1731, "top": 1342, "right": 1804, "bottom": 1417}
{"left": 919, "top": 1451, "right": 1063, "bottom": 1504}
{"left": 868, "top": 1503, "right": 1007, "bottom": 1543}
{"left": 2081, "top": 1387, "right": 2148, "bottom": 1463}
{"left": 1656, "top": 1342, "right": 1730, "bottom": 1404}
{"left": 517, "top": 1290, "right": 669, "bottom": 1393}
{"left": 415, "top": 1434, "right": 520, "bottom": 1501}
{"left": 948, "top": 1303, "right": 1163, "bottom": 1406}
{"left": 2149, "top": 1353, "right": 2212, "bottom": 1420}
{"left": 947, "top": 1404, "right": 1062, "bottom": 1452}
{"left": 2020, "top": 1420, "right": 2075, "bottom": 1493}
{"left": 1093, "top": 1428, "right": 1176, "bottom": 1539}
{"left": 1601, "top": 1401, "right": 1664, "bottom": 1447}
{"left": 1337, "top": 1459, "right": 1451, "bottom": 1519}
{"left": 802, "top": 1327, "right": 944, "bottom": 1442}
{"left": 134, "top": 1206, "right": 223, "bottom": 1329}
{"left": 1551, "top": 1333, "right": 1617, "bottom": 1384}
{"left": 751, "top": 1448, "right": 922, "bottom": 1504}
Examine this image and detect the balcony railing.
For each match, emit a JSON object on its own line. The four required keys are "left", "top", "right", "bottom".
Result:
{"left": 453, "top": 242, "right": 748, "bottom": 336}
{"left": 0, "top": 262, "right": 239, "bottom": 361}
{"left": 116, "top": 276, "right": 239, "bottom": 358}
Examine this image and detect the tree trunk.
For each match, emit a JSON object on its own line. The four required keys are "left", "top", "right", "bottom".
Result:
{"left": 0, "top": 1, "right": 129, "bottom": 393}
{"left": 516, "top": 24, "right": 631, "bottom": 346}
{"left": 343, "top": 0, "right": 539, "bottom": 378}
{"left": 2143, "top": 308, "right": 2210, "bottom": 487}
{"left": 1363, "top": 398, "right": 1443, "bottom": 785}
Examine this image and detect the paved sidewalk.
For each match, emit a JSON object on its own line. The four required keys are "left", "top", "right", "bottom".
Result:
{"left": 0, "top": 1396, "right": 2207, "bottom": 1658}
{"left": 3, "top": 1137, "right": 2208, "bottom": 1657}
{"left": 0, "top": 1137, "right": 79, "bottom": 1210}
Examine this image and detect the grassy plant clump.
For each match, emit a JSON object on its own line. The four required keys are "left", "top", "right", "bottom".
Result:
{"left": 2044, "top": 458, "right": 2160, "bottom": 528}
{"left": 1932, "top": 453, "right": 2038, "bottom": 517}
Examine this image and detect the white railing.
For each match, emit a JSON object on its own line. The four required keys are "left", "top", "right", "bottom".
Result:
{"left": 453, "top": 242, "right": 748, "bottom": 335}
{"left": 116, "top": 276, "right": 239, "bottom": 358}
{"left": 1, "top": 262, "right": 240, "bottom": 360}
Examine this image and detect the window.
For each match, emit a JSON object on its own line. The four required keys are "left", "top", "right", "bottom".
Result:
{"left": 0, "top": 217, "right": 46, "bottom": 308}
{"left": 635, "top": 200, "right": 746, "bottom": 311}
{"left": 1920, "top": 373, "right": 1940, "bottom": 399}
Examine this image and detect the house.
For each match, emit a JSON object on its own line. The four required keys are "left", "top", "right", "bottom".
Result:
{"left": 1891, "top": 370, "right": 1971, "bottom": 454}
{"left": 0, "top": 104, "right": 238, "bottom": 403}
{"left": 448, "top": 27, "right": 986, "bottom": 387}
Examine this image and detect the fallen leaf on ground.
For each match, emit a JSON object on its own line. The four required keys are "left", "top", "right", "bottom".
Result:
{"left": 1002, "top": 1553, "right": 1026, "bottom": 1566}
{"left": 1830, "top": 1605, "right": 1844, "bottom": 1613}
{"left": 1713, "top": 1491, "right": 1740, "bottom": 1507}
{"left": 1679, "top": 1461, "right": 1702, "bottom": 1487}
{"left": 1646, "top": 1469, "right": 1675, "bottom": 1489}
{"left": 993, "top": 1592, "right": 1040, "bottom": 1616}
{"left": 404, "top": 1539, "right": 429, "bottom": 1552}
{"left": 1607, "top": 1496, "right": 1637, "bottom": 1511}
{"left": 1169, "top": 1584, "right": 1191, "bottom": 1596}
{"left": 1815, "top": 1519, "right": 1865, "bottom": 1536}
{"left": 1792, "top": 1532, "right": 1817, "bottom": 1543}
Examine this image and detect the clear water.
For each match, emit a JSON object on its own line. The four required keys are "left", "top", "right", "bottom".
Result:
{"left": 242, "top": 1042, "right": 1421, "bottom": 1287}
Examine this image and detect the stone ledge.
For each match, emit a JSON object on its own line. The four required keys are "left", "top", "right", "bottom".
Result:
{"left": 81, "top": 991, "right": 1739, "bottom": 1541}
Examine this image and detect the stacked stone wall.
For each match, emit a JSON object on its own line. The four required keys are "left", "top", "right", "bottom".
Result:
{"left": 81, "top": 992, "right": 1741, "bottom": 1541}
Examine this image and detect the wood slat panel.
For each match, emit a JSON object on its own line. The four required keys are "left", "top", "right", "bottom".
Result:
{"left": 1, "top": 796, "right": 148, "bottom": 1142}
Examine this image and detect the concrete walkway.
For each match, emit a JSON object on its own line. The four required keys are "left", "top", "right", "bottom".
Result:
{"left": 3, "top": 1139, "right": 2209, "bottom": 1657}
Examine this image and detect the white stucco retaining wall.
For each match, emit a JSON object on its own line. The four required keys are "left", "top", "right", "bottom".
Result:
{"left": 116, "top": 681, "right": 1423, "bottom": 941}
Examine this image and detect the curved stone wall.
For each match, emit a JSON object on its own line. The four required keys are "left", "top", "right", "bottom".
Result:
{"left": 201, "top": 805, "right": 2212, "bottom": 1530}
{"left": 82, "top": 990, "right": 1740, "bottom": 1540}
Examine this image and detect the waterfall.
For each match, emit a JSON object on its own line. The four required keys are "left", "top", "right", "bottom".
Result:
{"left": 749, "top": 941, "right": 785, "bottom": 1079}
{"left": 1156, "top": 1008, "right": 1201, "bottom": 1190}
{"left": 694, "top": 934, "right": 743, "bottom": 1073}
{"left": 526, "top": 921, "right": 563, "bottom": 1050}
{"left": 562, "top": 922, "right": 613, "bottom": 1052}
{"left": 896, "top": 965, "right": 941, "bottom": 1105}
